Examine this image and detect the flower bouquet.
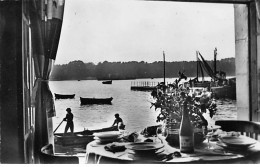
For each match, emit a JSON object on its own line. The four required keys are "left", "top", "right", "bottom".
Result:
{"left": 150, "top": 84, "right": 217, "bottom": 146}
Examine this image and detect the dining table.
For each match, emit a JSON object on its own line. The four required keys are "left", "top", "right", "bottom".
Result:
{"left": 85, "top": 133, "right": 260, "bottom": 164}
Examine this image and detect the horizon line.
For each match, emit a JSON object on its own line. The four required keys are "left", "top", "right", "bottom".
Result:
{"left": 54, "top": 57, "right": 235, "bottom": 65}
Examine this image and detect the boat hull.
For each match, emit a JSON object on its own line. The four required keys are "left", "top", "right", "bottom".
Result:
{"left": 211, "top": 85, "right": 236, "bottom": 99}
{"left": 102, "top": 80, "right": 112, "bottom": 84}
{"left": 54, "top": 126, "right": 118, "bottom": 146}
{"left": 55, "top": 93, "right": 75, "bottom": 99}
{"left": 80, "top": 97, "right": 113, "bottom": 105}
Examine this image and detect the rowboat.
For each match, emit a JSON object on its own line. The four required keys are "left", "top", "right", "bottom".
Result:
{"left": 80, "top": 97, "right": 113, "bottom": 105}
{"left": 102, "top": 80, "right": 112, "bottom": 84}
{"left": 54, "top": 126, "right": 118, "bottom": 146}
{"left": 54, "top": 93, "right": 75, "bottom": 99}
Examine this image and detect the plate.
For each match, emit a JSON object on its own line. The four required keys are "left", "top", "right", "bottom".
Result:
{"left": 128, "top": 147, "right": 165, "bottom": 155}
{"left": 126, "top": 142, "right": 164, "bottom": 151}
{"left": 216, "top": 141, "right": 255, "bottom": 150}
{"left": 218, "top": 135, "right": 257, "bottom": 147}
{"left": 127, "top": 148, "right": 165, "bottom": 161}
{"left": 94, "top": 136, "right": 120, "bottom": 141}
{"left": 94, "top": 136, "right": 121, "bottom": 143}
{"left": 93, "top": 131, "right": 121, "bottom": 139}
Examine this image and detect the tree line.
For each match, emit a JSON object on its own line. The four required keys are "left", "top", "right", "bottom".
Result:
{"left": 50, "top": 58, "right": 235, "bottom": 81}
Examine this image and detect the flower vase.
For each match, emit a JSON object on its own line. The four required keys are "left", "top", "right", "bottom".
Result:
{"left": 163, "top": 120, "right": 206, "bottom": 146}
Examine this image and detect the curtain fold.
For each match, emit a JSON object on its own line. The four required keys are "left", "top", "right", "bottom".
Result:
{"left": 29, "top": 0, "right": 65, "bottom": 162}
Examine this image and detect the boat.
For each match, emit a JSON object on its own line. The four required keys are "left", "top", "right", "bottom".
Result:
{"left": 80, "top": 97, "right": 113, "bottom": 105}
{"left": 54, "top": 93, "right": 75, "bottom": 99}
{"left": 102, "top": 80, "right": 112, "bottom": 84}
{"left": 189, "top": 48, "right": 236, "bottom": 99}
{"left": 211, "top": 77, "right": 236, "bottom": 99}
{"left": 187, "top": 51, "right": 213, "bottom": 89}
{"left": 54, "top": 126, "right": 118, "bottom": 146}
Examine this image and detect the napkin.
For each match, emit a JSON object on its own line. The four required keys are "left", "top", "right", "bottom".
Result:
{"left": 104, "top": 143, "right": 126, "bottom": 153}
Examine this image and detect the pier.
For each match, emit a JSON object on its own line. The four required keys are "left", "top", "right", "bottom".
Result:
{"left": 130, "top": 81, "right": 159, "bottom": 91}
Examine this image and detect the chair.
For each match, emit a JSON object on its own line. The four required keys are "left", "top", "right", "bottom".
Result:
{"left": 215, "top": 120, "right": 260, "bottom": 140}
{"left": 40, "top": 144, "right": 79, "bottom": 164}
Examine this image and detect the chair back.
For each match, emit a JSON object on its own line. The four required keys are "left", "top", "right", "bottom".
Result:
{"left": 215, "top": 120, "right": 260, "bottom": 140}
{"left": 40, "top": 144, "right": 79, "bottom": 164}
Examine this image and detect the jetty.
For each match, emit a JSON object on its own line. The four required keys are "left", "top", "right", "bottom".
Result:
{"left": 130, "top": 81, "right": 158, "bottom": 91}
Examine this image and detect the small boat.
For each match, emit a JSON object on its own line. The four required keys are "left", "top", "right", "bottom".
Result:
{"left": 54, "top": 126, "right": 118, "bottom": 146}
{"left": 54, "top": 93, "right": 75, "bottom": 99}
{"left": 102, "top": 80, "right": 112, "bottom": 84}
{"left": 80, "top": 97, "right": 113, "bottom": 105}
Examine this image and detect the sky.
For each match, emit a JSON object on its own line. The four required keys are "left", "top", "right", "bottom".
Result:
{"left": 55, "top": 0, "right": 235, "bottom": 65}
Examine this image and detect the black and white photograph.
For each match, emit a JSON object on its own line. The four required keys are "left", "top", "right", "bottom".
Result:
{"left": 1, "top": 0, "right": 260, "bottom": 165}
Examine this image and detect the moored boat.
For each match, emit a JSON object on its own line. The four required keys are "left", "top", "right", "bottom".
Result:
{"left": 80, "top": 97, "right": 113, "bottom": 105}
{"left": 102, "top": 80, "right": 112, "bottom": 84}
{"left": 188, "top": 49, "right": 236, "bottom": 99}
{"left": 54, "top": 93, "right": 75, "bottom": 99}
{"left": 211, "top": 85, "right": 236, "bottom": 99}
{"left": 54, "top": 126, "right": 118, "bottom": 146}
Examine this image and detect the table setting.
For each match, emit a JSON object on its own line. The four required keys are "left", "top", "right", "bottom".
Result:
{"left": 85, "top": 126, "right": 260, "bottom": 164}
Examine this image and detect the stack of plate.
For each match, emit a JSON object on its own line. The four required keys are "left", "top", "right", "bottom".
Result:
{"left": 217, "top": 135, "right": 257, "bottom": 150}
{"left": 126, "top": 142, "right": 164, "bottom": 160}
{"left": 93, "top": 131, "right": 122, "bottom": 144}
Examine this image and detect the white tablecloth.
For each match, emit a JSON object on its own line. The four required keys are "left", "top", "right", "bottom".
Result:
{"left": 85, "top": 135, "right": 260, "bottom": 164}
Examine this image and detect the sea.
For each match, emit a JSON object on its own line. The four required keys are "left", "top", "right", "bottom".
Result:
{"left": 49, "top": 78, "right": 237, "bottom": 134}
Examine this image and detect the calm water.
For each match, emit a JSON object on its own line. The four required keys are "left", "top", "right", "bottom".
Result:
{"left": 49, "top": 78, "right": 237, "bottom": 133}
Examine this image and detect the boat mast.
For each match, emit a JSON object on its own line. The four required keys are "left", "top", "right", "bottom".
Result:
{"left": 196, "top": 51, "right": 199, "bottom": 79}
{"left": 214, "top": 48, "right": 217, "bottom": 82}
{"left": 163, "top": 51, "right": 165, "bottom": 85}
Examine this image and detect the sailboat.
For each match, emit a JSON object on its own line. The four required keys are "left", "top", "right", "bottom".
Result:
{"left": 188, "top": 51, "right": 212, "bottom": 89}
{"left": 210, "top": 48, "right": 236, "bottom": 99}
{"left": 190, "top": 48, "right": 236, "bottom": 99}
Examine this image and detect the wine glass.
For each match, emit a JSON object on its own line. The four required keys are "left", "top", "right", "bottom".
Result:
{"left": 156, "top": 126, "right": 164, "bottom": 143}
{"left": 206, "top": 128, "right": 214, "bottom": 150}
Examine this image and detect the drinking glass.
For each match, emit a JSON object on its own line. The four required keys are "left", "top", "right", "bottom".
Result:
{"left": 156, "top": 126, "right": 164, "bottom": 143}
{"left": 206, "top": 129, "right": 214, "bottom": 149}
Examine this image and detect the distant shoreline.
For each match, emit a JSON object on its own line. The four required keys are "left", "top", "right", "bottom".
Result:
{"left": 50, "top": 58, "right": 235, "bottom": 81}
{"left": 49, "top": 76, "right": 236, "bottom": 82}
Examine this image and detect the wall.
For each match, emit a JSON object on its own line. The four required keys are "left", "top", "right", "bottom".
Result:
{"left": 234, "top": 4, "right": 250, "bottom": 120}
{"left": 0, "top": 1, "right": 24, "bottom": 163}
